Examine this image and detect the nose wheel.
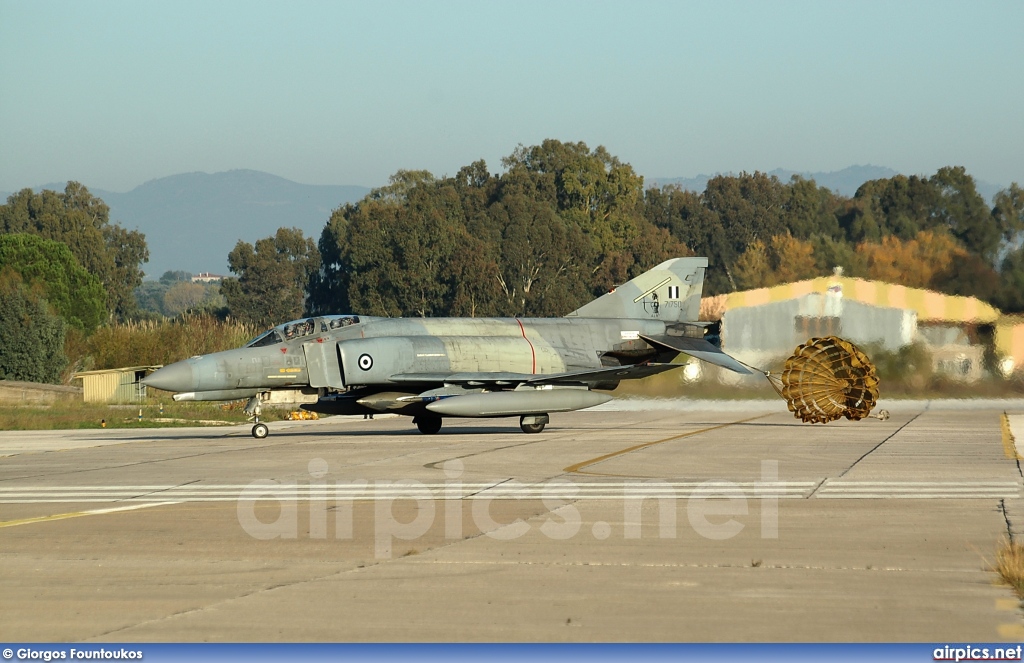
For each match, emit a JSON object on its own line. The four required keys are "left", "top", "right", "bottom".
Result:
{"left": 245, "top": 393, "right": 269, "bottom": 439}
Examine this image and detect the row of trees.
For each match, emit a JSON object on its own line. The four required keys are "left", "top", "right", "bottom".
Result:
{"left": 225, "top": 140, "right": 1024, "bottom": 326}
{"left": 4, "top": 141, "right": 1023, "bottom": 383}
{"left": 645, "top": 166, "right": 1024, "bottom": 303}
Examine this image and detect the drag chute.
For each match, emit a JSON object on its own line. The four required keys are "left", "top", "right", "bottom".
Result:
{"left": 765, "top": 336, "right": 888, "bottom": 424}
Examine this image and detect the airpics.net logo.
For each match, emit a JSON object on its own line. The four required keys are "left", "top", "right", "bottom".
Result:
{"left": 236, "top": 459, "right": 782, "bottom": 558}
{"left": 934, "top": 645, "right": 1023, "bottom": 661}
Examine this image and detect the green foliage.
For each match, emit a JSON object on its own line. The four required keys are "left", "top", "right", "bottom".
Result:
{"left": 134, "top": 280, "right": 168, "bottom": 316}
{"left": 222, "top": 227, "right": 320, "bottom": 328}
{"left": 842, "top": 174, "right": 938, "bottom": 242}
{"left": 311, "top": 141, "right": 688, "bottom": 318}
{"left": 644, "top": 172, "right": 849, "bottom": 294}
{"left": 810, "top": 234, "right": 865, "bottom": 276}
{"left": 646, "top": 164, "right": 1020, "bottom": 304}
{"left": 0, "top": 183, "right": 148, "bottom": 319}
{"left": 159, "top": 270, "right": 193, "bottom": 285}
{"left": 347, "top": 182, "right": 474, "bottom": 317}
{"left": 996, "top": 247, "right": 1024, "bottom": 313}
{"left": 784, "top": 176, "right": 844, "bottom": 240}
{"left": 993, "top": 184, "right": 1024, "bottom": 241}
{"left": 162, "top": 281, "right": 208, "bottom": 316}
{"left": 307, "top": 208, "right": 351, "bottom": 315}
{"left": 0, "top": 273, "right": 67, "bottom": 383}
{"left": 134, "top": 276, "right": 223, "bottom": 318}
{"left": 931, "top": 166, "right": 1000, "bottom": 260}
{"left": 303, "top": 141, "right": 1019, "bottom": 314}
{"left": 0, "top": 233, "right": 107, "bottom": 332}
{"left": 840, "top": 168, "right": 1002, "bottom": 259}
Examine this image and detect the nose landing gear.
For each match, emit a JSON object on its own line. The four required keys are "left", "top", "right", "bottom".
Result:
{"left": 245, "top": 393, "right": 269, "bottom": 439}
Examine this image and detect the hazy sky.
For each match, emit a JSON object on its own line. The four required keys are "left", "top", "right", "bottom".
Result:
{"left": 1, "top": 0, "right": 1022, "bottom": 192}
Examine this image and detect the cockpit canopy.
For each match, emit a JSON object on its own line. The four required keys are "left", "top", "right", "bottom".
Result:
{"left": 245, "top": 315, "right": 361, "bottom": 348}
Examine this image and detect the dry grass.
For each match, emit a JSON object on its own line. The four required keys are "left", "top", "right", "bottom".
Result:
{"left": 66, "top": 314, "right": 260, "bottom": 375}
{"left": 0, "top": 400, "right": 286, "bottom": 431}
{"left": 994, "top": 539, "right": 1024, "bottom": 599}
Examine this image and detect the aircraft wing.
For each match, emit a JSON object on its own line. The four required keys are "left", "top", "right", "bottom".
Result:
{"left": 639, "top": 334, "right": 754, "bottom": 375}
{"left": 387, "top": 362, "right": 684, "bottom": 387}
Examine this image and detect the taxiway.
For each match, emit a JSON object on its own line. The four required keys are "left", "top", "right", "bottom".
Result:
{"left": 2, "top": 400, "right": 1024, "bottom": 641}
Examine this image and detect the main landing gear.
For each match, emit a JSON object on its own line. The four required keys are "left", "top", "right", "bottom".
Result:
{"left": 411, "top": 413, "right": 550, "bottom": 434}
{"left": 245, "top": 394, "right": 269, "bottom": 439}
{"left": 414, "top": 414, "right": 443, "bottom": 435}
{"left": 520, "top": 414, "right": 548, "bottom": 434}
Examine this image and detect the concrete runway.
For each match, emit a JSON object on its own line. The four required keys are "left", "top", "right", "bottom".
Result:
{"left": 3, "top": 400, "right": 1024, "bottom": 642}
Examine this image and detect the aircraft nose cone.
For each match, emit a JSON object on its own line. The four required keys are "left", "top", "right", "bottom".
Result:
{"left": 142, "top": 361, "right": 194, "bottom": 393}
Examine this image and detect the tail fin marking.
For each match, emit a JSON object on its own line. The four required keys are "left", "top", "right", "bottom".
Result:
{"left": 566, "top": 257, "right": 708, "bottom": 322}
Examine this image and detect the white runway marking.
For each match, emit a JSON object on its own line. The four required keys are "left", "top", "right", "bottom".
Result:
{"left": 817, "top": 480, "right": 1021, "bottom": 499}
{"left": 0, "top": 480, "right": 1018, "bottom": 501}
{"left": 0, "top": 481, "right": 814, "bottom": 502}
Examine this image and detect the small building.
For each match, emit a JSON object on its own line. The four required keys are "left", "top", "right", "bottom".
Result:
{"left": 191, "top": 272, "right": 224, "bottom": 283}
{"left": 73, "top": 366, "right": 162, "bottom": 403}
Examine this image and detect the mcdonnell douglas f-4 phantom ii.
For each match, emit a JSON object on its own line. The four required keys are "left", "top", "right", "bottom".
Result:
{"left": 142, "top": 257, "right": 752, "bottom": 438}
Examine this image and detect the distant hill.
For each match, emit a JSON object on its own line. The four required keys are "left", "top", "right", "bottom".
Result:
{"left": 651, "top": 165, "right": 1005, "bottom": 201}
{"left": 1, "top": 170, "right": 370, "bottom": 276}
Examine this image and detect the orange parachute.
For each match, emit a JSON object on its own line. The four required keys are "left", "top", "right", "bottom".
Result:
{"left": 765, "top": 336, "right": 888, "bottom": 424}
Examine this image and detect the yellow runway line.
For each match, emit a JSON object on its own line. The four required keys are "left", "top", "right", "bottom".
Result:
{"left": 1003, "top": 413, "right": 1020, "bottom": 460}
{"left": 0, "top": 501, "right": 180, "bottom": 529}
{"left": 564, "top": 414, "right": 770, "bottom": 475}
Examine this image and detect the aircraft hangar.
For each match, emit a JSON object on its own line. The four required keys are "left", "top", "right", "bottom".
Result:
{"left": 701, "top": 269, "right": 1022, "bottom": 384}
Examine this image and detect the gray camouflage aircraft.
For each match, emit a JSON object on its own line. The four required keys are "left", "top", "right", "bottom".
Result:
{"left": 142, "top": 257, "right": 752, "bottom": 438}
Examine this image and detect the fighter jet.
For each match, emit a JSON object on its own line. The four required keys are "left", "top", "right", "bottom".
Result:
{"left": 142, "top": 257, "right": 751, "bottom": 438}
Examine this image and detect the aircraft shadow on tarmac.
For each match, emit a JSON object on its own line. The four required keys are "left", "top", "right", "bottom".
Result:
{"left": 106, "top": 426, "right": 539, "bottom": 442}
{"left": 105, "top": 419, "right": 831, "bottom": 443}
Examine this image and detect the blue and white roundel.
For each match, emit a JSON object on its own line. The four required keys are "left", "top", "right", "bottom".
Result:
{"left": 358, "top": 353, "right": 373, "bottom": 371}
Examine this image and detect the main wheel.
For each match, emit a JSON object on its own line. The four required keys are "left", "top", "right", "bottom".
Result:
{"left": 251, "top": 423, "right": 269, "bottom": 439}
{"left": 415, "top": 415, "right": 442, "bottom": 435}
{"left": 520, "top": 417, "right": 546, "bottom": 434}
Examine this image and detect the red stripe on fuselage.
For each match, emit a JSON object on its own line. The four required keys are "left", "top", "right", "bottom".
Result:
{"left": 516, "top": 318, "right": 536, "bottom": 374}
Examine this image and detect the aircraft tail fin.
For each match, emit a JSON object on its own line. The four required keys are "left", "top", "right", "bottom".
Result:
{"left": 566, "top": 257, "right": 708, "bottom": 322}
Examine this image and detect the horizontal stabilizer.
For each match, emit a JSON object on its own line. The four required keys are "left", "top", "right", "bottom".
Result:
{"left": 640, "top": 334, "right": 753, "bottom": 375}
